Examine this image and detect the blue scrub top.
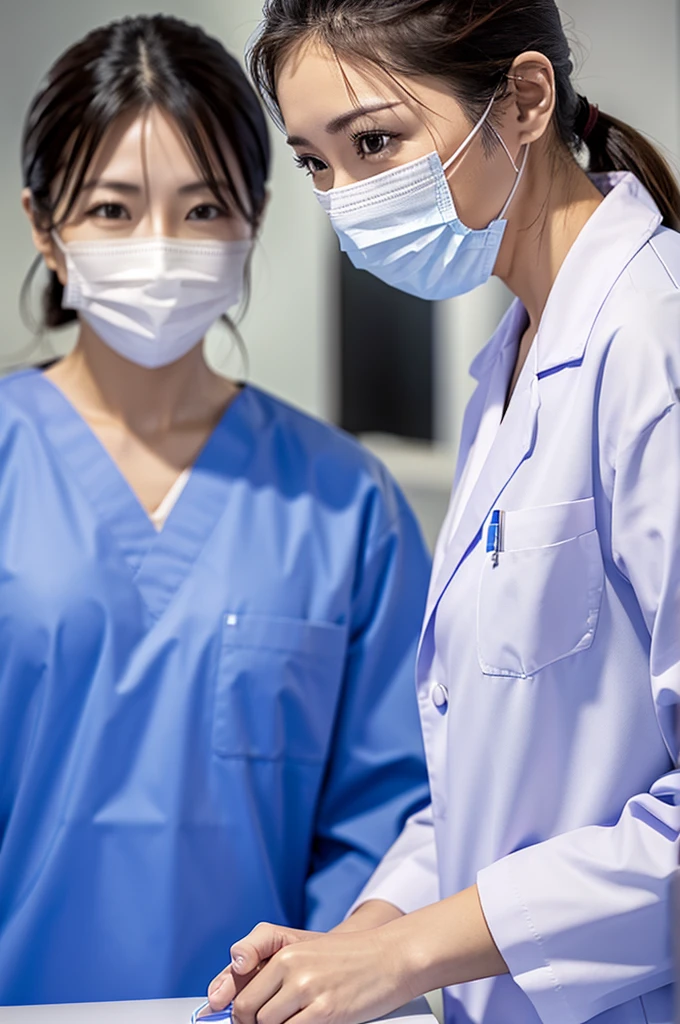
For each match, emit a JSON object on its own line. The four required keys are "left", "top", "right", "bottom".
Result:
{"left": 0, "top": 369, "right": 431, "bottom": 1004}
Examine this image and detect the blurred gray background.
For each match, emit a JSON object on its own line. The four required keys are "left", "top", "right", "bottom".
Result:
{"left": 0, "top": 0, "right": 678, "bottom": 546}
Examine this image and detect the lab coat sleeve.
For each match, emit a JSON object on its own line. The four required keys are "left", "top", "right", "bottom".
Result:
{"left": 477, "top": 319, "right": 680, "bottom": 1024}
{"left": 346, "top": 801, "right": 440, "bottom": 917}
{"left": 304, "top": 474, "right": 432, "bottom": 932}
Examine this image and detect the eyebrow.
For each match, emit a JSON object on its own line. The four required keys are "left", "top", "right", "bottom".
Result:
{"left": 286, "top": 101, "right": 403, "bottom": 147}
{"left": 79, "top": 179, "right": 232, "bottom": 197}
{"left": 80, "top": 180, "right": 141, "bottom": 195}
{"left": 177, "top": 180, "right": 232, "bottom": 196}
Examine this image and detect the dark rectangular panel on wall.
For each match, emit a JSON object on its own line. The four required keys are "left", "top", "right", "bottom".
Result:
{"left": 339, "top": 252, "right": 434, "bottom": 440}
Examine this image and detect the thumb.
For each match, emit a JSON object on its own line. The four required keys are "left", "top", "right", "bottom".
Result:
{"left": 230, "top": 923, "right": 295, "bottom": 974}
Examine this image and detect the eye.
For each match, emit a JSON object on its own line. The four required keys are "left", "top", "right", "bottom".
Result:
{"left": 187, "top": 203, "right": 229, "bottom": 221}
{"left": 351, "top": 131, "right": 399, "bottom": 159}
{"left": 86, "top": 202, "right": 130, "bottom": 221}
{"left": 293, "top": 154, "right": 329, "bottom": 177}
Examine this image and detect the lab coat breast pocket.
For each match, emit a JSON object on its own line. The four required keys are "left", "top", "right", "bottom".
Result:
{"left": 477, "top": 498, "right": 604, "bottom": 678}
{"left": 212, "top": 613, "right": 348, "bottom": 761}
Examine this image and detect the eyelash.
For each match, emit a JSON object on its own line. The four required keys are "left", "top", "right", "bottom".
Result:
{"left": 293, "top": 130, "right": 401, "bottom": 176}
{"left": 293, "top": 154, "right": 327, "bottom": 176}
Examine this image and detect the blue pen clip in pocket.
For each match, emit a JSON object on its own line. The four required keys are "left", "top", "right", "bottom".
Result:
{"left": 486, "top": 510, "right": 504, "bottom": 568}
{"left": 190, "top": 1000, "right": 234, "bottom": 1023}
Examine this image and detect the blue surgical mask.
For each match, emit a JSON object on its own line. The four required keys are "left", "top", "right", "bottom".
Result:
{"left": 314, "top": 94, "right": 528, "bottom": 300}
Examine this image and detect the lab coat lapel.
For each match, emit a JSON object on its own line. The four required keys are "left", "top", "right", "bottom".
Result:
{"left": 424, "top": 357, "right": 540, "bottom": 630}
{"left": 430, "top": 300, "right": 529, "bottom": 586}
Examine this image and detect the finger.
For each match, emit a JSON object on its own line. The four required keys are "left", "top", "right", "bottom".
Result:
{"left": 232, "top": 960, "right": 284, "bottom": 1024}
{"left": 270, "top": 1003, "right": 334, "bottom": 1024}
{"left": 230, "top": 923, "right": 301, "bottom": 975}
{"left": 209, "top": 962, "right": 264, "bottom": 1011}
{"left": 246, "top": 978, "right": 305, "bottom": 1024}
{"left": 207, "top": 964, "right": 237, "bottom": 1011}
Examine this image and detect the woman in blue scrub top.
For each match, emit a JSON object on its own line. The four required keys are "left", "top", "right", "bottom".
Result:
{"left": 0, "top": 15, "right": 431, "bottom": 1005}
{"left": 206, "top": 2, "right": 680, "bottom": 1023}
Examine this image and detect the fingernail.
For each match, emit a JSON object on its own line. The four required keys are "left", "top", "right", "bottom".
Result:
{"left": 231, "top": 955, "right": 245, "bottom": 970}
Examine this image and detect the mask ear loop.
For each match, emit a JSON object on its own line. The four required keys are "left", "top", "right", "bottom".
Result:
{"left": 498, "top": 142, "right": 529, "bottom": 219}
{"left": 441, "top": 91, "right": 498, "bottom": 174}
{"left": 489, "top": 127, "right": 522, "bottom": 174}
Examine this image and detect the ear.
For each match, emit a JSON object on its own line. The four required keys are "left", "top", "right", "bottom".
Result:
{"left": 21, "top": 188, "right": 65, "bottom": 281}
{"left": 504, "top": 51, "right": 556, "bottom": 148}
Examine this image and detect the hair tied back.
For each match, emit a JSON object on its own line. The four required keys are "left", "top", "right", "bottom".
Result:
{"left": 575, "top": 95, "right": 600, "bottom": 143}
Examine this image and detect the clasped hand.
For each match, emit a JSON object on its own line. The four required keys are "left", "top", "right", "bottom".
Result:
{"left": 206, "top": 921, "right": 415, "bottom": 1024}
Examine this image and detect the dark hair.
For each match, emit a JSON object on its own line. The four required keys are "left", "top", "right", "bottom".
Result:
{"left": 22, "top": 15, "right": 271, "bottom": 329}
{"left": 248, "top": 0, "right": 680, "bottom": 231}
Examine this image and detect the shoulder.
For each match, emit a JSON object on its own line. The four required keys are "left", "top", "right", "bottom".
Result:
{"left": 597, "top": 287, "right": 680, "bottom": 452}
{"left": 622, "top": 224, "right": 680, "bottom": 293}
{"left": 0, "top": 368, "right": 45, "bottom": 434}
{"left": 243, "top": 386, "right": 418, "bottom": 538}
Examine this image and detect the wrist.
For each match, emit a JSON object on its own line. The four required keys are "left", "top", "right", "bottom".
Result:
{"left": 332, "top": 899, "right": 404, "bottom": 934}
{"left": 375, "top": 915, "right": 430, "bottom": 1006}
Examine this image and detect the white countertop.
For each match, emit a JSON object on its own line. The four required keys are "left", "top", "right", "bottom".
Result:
{"left": 0, "top": 996, "right": 436, "bottom": 1024}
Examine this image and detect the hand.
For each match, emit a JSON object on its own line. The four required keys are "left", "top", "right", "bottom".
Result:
{"left": 207, "top": 902, "right": 402, "bottom": 1011}
{"left": 208, "top": 924, "right": 322, "bottom": 1011}
{"left": 214, "top": 924, "right": 415, "bottom": 1024}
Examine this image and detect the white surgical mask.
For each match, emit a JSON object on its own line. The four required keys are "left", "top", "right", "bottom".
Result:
{"left": 53, "top": 234, "right": 251, "bottom": 368}
{"left": 314, "top": 94, "right": 528, "bottom": 301}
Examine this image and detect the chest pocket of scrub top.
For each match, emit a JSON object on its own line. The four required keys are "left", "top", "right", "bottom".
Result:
{"left": 213, "top": 613, "right": 348, "bottom": 761}
{"left": 477, "top": 498, "right": 604, "bottom": 678}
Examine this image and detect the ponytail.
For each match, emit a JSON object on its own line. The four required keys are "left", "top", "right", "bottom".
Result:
{"left": 575, "top": 96, "right": 680, "bottom": 231}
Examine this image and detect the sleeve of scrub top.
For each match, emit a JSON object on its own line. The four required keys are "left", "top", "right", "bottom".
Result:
{"left": 477, "top": 325, "right": 680, "bottom": 1024}
{"left": 304, "top": 478, "right": 432, "bottom": 932}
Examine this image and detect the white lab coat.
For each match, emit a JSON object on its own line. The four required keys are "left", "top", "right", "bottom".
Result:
{"left": 356, "top": 173, "right": 680, "bottom": 1024}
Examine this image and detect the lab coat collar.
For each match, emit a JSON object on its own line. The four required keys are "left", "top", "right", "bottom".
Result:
{"left": 534, "top": 172, "right": 662, "bottom": 375}
{"left": 467, "top": 174, "right": 662, "bottom": 384}
{"left": 468, "top": 300, "right": 529, "bottom": 383}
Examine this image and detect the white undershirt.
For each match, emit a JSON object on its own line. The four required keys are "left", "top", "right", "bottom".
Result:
{"left": 148, "top": 468, "right": 191, "bottom": 532}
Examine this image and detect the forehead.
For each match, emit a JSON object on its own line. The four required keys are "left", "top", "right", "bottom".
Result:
{"left": 275, "top": 39, "right": 466, "bottom": 134}
{"left": 276, "top": 41, "right": 398, "bottom": 123}
{"left": 83, "top": 106, "right": 226, "bottom": 183}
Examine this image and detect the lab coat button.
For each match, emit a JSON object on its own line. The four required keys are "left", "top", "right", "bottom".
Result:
{"left": 431, "top": 683, "right": 449, "bottom": 709}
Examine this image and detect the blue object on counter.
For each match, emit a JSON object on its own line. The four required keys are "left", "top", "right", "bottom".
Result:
{"left": 191, "top": 1000, "right": 233, "bottom": 1023}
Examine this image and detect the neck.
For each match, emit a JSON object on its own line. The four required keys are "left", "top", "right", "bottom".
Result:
{"left": 48, "top": 325, "right": 236, "bottom": 436}
{"left": 495, "top": 142, "right": 604, "bottom": 334}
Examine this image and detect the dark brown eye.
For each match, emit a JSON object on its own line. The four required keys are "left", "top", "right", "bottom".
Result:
{"left": 359, "top": 134, "right": 388, "bottom": 155}
{"left": 187, "top": 204, "right": 225, "bottom": 221}
{"left": 89, "top": 203, "right": 129, "bottom": 220}
{"left": 351, "top": 131, "right": 399, "bottom": 160}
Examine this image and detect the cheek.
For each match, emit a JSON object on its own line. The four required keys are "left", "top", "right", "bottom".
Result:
{"left": 224, "top": 217, "right": 253, "bottom": 242}
{"left": 450, "top": 146, "right": 518, "bottom": 230}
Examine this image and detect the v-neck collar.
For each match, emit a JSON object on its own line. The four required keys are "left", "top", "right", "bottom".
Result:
{"left": 17, "top": 369, "right": 257, "bottom": 620}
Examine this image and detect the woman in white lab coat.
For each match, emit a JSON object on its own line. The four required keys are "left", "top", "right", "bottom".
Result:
{"left": 204, "top": 1, "right": 680, "bottom": 1022}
